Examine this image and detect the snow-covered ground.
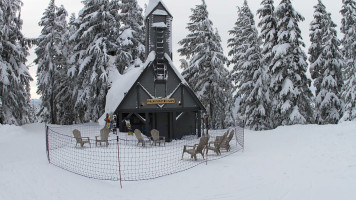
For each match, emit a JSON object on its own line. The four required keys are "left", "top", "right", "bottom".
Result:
{"left": 1, "top": 122, "right": 355, "bottom": 200}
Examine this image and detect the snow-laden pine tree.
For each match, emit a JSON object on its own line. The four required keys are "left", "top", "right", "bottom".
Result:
{"left": 309, "top": 1, "right": 324, "bottom": 84}
{"left": 257, "top": 0, "right": 277, "bottom": 129}
{"left": 309, "top": 0, "right": 344, "bottom": 124}
{"left": 270, "top": 0, "right": 314, "bottom": 126}
{"left": 340, "top": 0, "right": 356, "bottom": 121}
{"left": 178, "top": 0, "right": 230, "bottom": 129}
{"left": 117, "top": 0, "right": 145, "bottom": 74}
{"left": 35, "top": 0, "right": 68, "bottom": 124}
{"left": 53, "top": 7, "right": 77, "bottom": 125}
{"left": 70, "top": 0, "right": 121, "bottom": 122}
{"left": 222, "top": 71, "right": 236, "bottom": 128}
{"left": 257, "top": 0, "right": 277, "bottom": 72}
{"left": 228, "top": 1, "right": 270, "bottom": 131}
{"left": 0, "top": 0, "right": 33, "bottom": 125}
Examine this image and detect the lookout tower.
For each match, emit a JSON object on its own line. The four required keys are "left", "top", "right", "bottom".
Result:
{"left": 102, "top": 0, "right": 205, "bottom": 140}
{"left": 144, "top": 0, "right": 173, "bottom": 81}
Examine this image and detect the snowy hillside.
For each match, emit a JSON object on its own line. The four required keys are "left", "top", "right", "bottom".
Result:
{"left": 1, "top": 122, "right": 355, "bottom": 200}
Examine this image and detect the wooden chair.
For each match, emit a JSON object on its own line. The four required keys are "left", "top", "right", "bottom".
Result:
{"left": 72, "top": 129, "right": 91, "bottom": 147}
{"left": 150, "top": 129, "right": 165, "bottom": 146}
{"left": 182, "top": 136, "right": 208, "bottom": 161}
{"left": 221, "top": 130, "right": 235, "bottom": 152}
{"left": 206, "top": 131, "right": 228, "bottom": 155}
{"left": 134, "top": 129, "right": 151, "bottom": 147}
{"left": 95, "top": 128, "right": 110, "bottom": 147}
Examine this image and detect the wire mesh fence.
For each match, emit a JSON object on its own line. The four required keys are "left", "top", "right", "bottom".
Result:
{"left": 46, "top": 122, "right": 245, "bottom": 181}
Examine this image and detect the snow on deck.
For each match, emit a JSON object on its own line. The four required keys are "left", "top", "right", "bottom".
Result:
{"left": 152, "top": 9, "right": 168, "bottom": 16}
{"left": 152, "top": 22, "right": 167, "bottom": 28}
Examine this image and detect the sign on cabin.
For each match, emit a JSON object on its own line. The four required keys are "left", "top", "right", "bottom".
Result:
{"left": 147, "top": 98, "right": 175, "bottom": 105}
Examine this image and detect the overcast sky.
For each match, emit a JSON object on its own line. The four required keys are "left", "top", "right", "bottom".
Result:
{"left": 21, "top": 0, "right": 343, "bottom": 99}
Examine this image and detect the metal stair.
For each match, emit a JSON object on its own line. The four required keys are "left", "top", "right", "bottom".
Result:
{"left": 155, "top": 28, "right": 167, "bottom": 81}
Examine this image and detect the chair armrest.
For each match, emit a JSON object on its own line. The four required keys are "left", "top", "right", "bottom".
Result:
{"left": 83, "top": 137, "right": 90, "bottom": 140}
{"left": 184, "top": 145, "right": 195, "bottom": 148}
{"left": 159, "top": 136, "right": 165, "bottom": 140}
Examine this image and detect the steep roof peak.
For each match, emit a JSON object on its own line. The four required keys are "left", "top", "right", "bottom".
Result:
{"left": 144, "top": 0, "right": 172, "bottom": 19}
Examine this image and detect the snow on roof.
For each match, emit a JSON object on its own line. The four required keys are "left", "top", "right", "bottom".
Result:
{"left": 153, "top": 9, "right": 168, "bottom": 16}
{"left": 99, "top": 51, "right": 156, "bottom": 125}
{"left": 144, "top": 0, "right": 171, "bottom": 19}
{"left": 152, "top": 22, "right": 167, "bottom": 28}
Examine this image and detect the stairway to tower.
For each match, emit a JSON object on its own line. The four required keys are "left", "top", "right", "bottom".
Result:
{"left": 155, "top": 27, "right": 167, "bottom": 81}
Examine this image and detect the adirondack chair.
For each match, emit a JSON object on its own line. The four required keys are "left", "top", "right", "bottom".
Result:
{"left": 182, "top": 136, "right": 208, "bottom": 161}
{"left": 72, "top": 129, "right": 91, "bottom": 148}
{"left": 206, "top": 131, "right": 227, "bottom": 155}
{"left": 95, "top": 128, "right": 110, "bottom": 147}
{"left": 134, "top": 129, "right": 151, "bottom": 147}
{"left": 221, "top": 130, "right": 235, "bottom": 151}
{"left": 150, "top": 129, "right": 165, "bottom": 146}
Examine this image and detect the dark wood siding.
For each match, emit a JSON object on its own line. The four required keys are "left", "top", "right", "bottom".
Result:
{"left": 117, "top": 3, "right": 204, "bottom": 140}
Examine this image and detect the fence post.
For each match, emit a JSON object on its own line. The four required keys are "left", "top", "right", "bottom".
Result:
{"left": 45, "top": 125, "right": 50, "bottom": 163}
{"left": 205, "top": 117, "right": 209, "bottom": 165}
{"left": 234, "top": 120, "right": 239, "bottom": 148}
{"left": 242, "top": 120, "right": 245, "bottom": 152}
{"left": 117, "top": 136, "right": 123, "bottom": 188}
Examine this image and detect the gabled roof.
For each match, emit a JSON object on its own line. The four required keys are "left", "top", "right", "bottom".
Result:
{"left": 98, "top": 52, "right": 156, "bottom": 124}
{"left": 99, "top": 51, "right": 205, "bottom": 125}
{"left": 144, "top": 0, "right": 172, "bottom": 20}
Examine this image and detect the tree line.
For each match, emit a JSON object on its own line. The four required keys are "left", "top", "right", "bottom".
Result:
{"left": 179, "top": 0, "right": 356, "bottom": 130}
{"left": 0, "top": 0, "right": 355, "bottom": 130}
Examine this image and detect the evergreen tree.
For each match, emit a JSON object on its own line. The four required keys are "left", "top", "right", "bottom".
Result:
{"left": 257, "top": 0, "right": 277, "bottom": 129}
{"left": 53, "top": 7, "right": 77, "bottom": 125}
{"left": 222, "top": 72, "right": 235, "bottom": 128}
{"left": 70, "top": 0, "right": 121, "bottom": 122}
{"left": 178, "top": 0, "right": 230, "bottom": 128}
{"left": 52, "top": 13, "right": 77, "bottom": 125}
{"left": 309, "top": 1, "right": 324, "bottom": 85}
{"left": 35, "top": 0, "right": 68, "bottom": 124}
{"left": 257, "top": 0, "right": 277, "bottom": 74}
{"left": 228, "top": 0, "right": 270, "bottom": 131}
{"left": 309, "top": 0, "right": 344, "bottom": 124}
{"left": 340, "top": 0, "right": 356, "bottom": 121}
{"left": 0, "top": 0, "right": 33, "bottom": 125}
{"left": 270, "top": 0, "right": 314, "bottom": 126}
{"left": 117, "top": 0, "right": 145, "bottom": 74}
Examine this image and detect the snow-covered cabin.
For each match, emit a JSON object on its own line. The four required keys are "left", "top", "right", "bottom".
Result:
{"left": 102, "top": 0, "right": 205, "bottom": 140}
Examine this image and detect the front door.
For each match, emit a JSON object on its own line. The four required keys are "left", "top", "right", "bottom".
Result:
{"left": 156, "top": 112, "right": 170, "bottom": 139}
